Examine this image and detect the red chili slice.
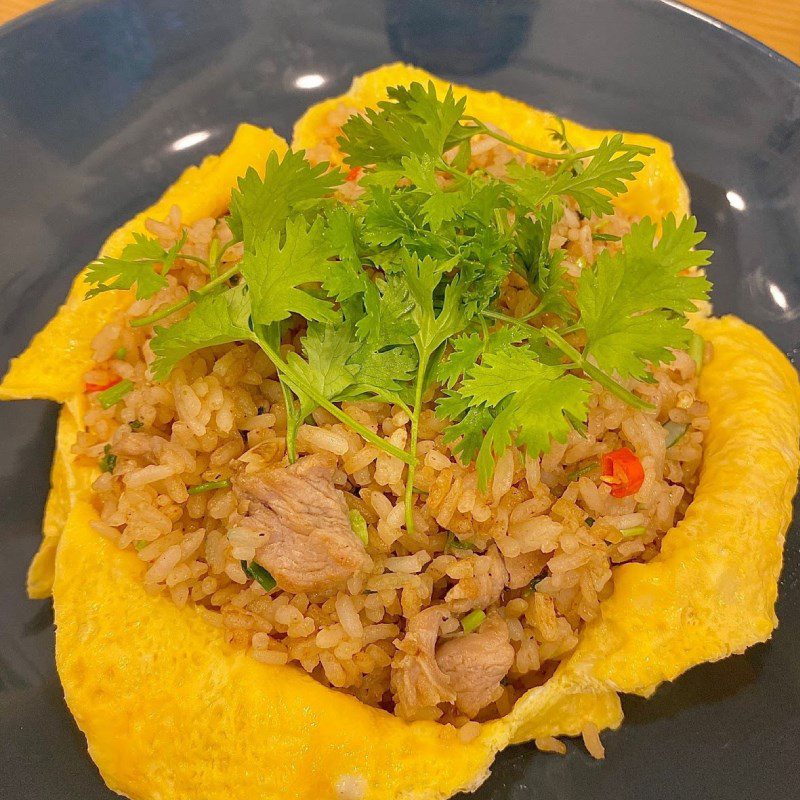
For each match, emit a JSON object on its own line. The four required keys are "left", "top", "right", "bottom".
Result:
{"left": 345, "top": 166, "right": 362, "bottom": 182}
{"left": 601, "top": 447, "right": 644, "bottom": 498}
{"left": 84, "top": 376, "right": 122, "bottom": 393}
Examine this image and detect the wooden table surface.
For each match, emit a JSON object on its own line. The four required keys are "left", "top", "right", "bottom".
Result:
{"left": 0, "top": 0, "right": 798, "bottom": 62}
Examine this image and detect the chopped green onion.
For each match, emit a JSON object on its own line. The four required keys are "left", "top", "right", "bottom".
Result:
{"left": 461, "top": 609, "right": 486, "bottom": 633}
{"left": 129, "top": 420, "right": 144, "bottom": 431}
{"left": 134, "top": 540, "right": 148, "bottom": 552}
{"left": 349, "top": 509, "right": 369, "bottom": 546}
{"left": 620, "top": 525, "right": 647, "bottom": 538}
{"left": 241, "top": 560, "right": 277, "bottom": 592}
{"left": 115, "top": 346, "right": 128, "bottom": 359}
{"left": 188, "top": 479, "right": 231, "bottom": 495}
{"left": 98, "top": 444, "right": 117, "bottom": 473}
{"left": 527, "top": 575, "right": 545, "bottom": 594}
{"left": 689, "top": 332, "right": 705, "bottom": 374}
{"left": 412, "top": 485, "right": 429, "bottom": 495}
{"left": 98, "top": 378, "right": 134, "bottom": 409}
{"left": 585, "top": 516, "right": 595, "bottom": 527}
{"left": 447, "top": 533, "right": 475, "bottom": 551}
{"left": 592, "top": 232, "right": 620, "bottom": 242}
{"left": 566, "top": 411, "right": 588, "bottom": 439}
{"left": 566, "top": 461, "right": 597, "bottom": 482}
{"left": 664, "top": 421, "right": 688, "bottom": 448}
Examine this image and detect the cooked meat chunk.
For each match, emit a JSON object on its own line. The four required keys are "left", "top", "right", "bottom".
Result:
{"left": 233, "top": 453, "right": 370, "bottom": 594}
{"left": 435, "top": 614, "right": 514, "bottom": 717}
{"left": 391, "top": 606, "right": 456, "bottom": 719}
{"left": 445, "top": 545, "right": 508, "bottom": 613}
{"left": 503, "top": 550, "right": 549, "bottom": 590}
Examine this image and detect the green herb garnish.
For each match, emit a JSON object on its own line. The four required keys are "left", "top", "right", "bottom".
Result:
{"left": 98, "top": 379, "right": 134, "bottom": 409}
{"left": 527, "top": 575, "right": 545, "bottom": 594}
{"left": 689, "top": 332, "right": 705, "bottom": 373}
{"left": 664, "top": 421, "right": 688, "bottom": 448}
{"left": 620, "top": 525, "right": 647, "bottom": 538}
{"left": 461, "top": 609, "right": 486, "bottom": 633}
{"left": 84, "top": 81, "right": 712, "bottom": 536}
{"left": 129, "top": 420, "right": 144, "bottom": 431}
{"left": 349, "top": 509, "right": 369, "bottom": 546}
{"left": 187, "top": 479, "right": 231, "bottom": 495}
{"left": 446, "top": 533, "right": 475, "bottom": 551}
{"left": 115, "top": 346, "right": 128, "bottom": 359}
{"left": 241, "top": 560, "right": 277, "bottom": 592}
{"left": 566, "top": 461, "right": 598, "bottom": 482}
{"left": 99, "top": 444, "right": 117, "bottom": 473}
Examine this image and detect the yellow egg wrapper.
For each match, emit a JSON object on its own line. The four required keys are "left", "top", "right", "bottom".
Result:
{"left": 1, "top": 65, "right": 798, "bottom": 800}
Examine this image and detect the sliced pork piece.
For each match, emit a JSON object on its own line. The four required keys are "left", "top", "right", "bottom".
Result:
{"left": 445, "top": 545, "right": 508, "bottom": 613}
{"left": 435, "top": 614, "right": 514, "bottom": 717}
{"left": 391, "top": 606, "right": 456, "bottom": 719}
{"left": 503, "top": 550, "right": 549, "bottom": 590}
{"left": 233, "top": 453, "right": 370, "bottom": 594}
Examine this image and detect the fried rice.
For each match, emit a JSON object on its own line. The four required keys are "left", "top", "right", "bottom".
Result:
{"left": 75, "top": 113, "right": 710, "bottom": 736}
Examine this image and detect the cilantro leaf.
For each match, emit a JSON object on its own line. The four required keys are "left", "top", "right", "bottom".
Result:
{"left": 401, "top": 252, "right": 468, "bottom": 358}
{"left": 338, "top": 81, "right": 472, "bottom": 168}
{"left": 452, "top": 346, "right": 590, "bottom": 489}
{"left": 85, "top": 232, "right": 185, "bottom": 300}
{"left": 577, "top": 214, "right": 711, "bottom": 379}
{"left": 228, "top": 149, "right": 342, "bottom": 243}
{"left": 150, "top": 284, "right": 253, "bottom": 380}
{"left": 286, "top": 321, "right": 360, "bottom": 419}
{"left": 348, "top": 345, "right": 416, "bottom": 400}
{"left": 436, "top": 326, "right": 524, "bottom": 389}
{"left": 401, "top": 154, "right": 471, "bottom": 231}
{"left": 511, "top": 202, "right": 574, "bottom": 319}
{"left": 241, "top": 216, "right": 338, "bottom": 328}
{"left": 358, "top": 275, "right": 418, "bottom": 348}
{"left": 441, "top": 405, "right": 495, "bottom": 466}
{"left": 548, "top": 134, "right": 651, "bottom": 217}
{"left": 282, "top": 321, "right": 415, "bottom": 453}
{"left": 509, "top": 134, "right": 651, "bottom": 218}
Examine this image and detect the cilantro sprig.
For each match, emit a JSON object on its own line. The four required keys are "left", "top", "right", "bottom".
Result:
{"left": 85, "top": 81, "right": 712, "bottom": 531}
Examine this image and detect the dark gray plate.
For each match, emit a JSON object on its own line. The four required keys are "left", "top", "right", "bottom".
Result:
{"left": 1, "top": 1, "right": 798, "bottom": 798}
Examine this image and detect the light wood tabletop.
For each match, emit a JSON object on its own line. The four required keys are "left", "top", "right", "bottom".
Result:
{"left": 0, "top": 0, "right": 798, "bottom": 63}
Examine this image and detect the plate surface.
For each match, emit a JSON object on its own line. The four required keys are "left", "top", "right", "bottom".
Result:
{"left": 0, "top": 1, "right": 798, "bottom": 798}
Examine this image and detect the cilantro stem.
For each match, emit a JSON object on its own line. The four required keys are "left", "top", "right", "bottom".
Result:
{"left": 279, "top": 378, "right": 300, "bottom": 463}
{"left": 130, "top": 263, "right": 241, "bottom": 328}
{"left": 403, "top": 351, "right": 430, "bottom": 534}
{"left": 580, "top": 361, "right": 653, "bottom": 411}
{"left": 437, "top": 157, "right": 472, "bottom": 183}
{"left": 463, "top": 117, "right": 575, "bottom": 161}
{"left": 464, "top": 117, "right": 654, "bottom": 171}
{"left": 207, "top": 238, "right": 220, "bottom": 279}
{"left": 256, "top": 338, "right": 415, "bottom": 466}
{"left": 175, "top": 253, "right": 210, "bottom": 268}
{"left": 538, "top": 326, "right": 653, "bottom": 411}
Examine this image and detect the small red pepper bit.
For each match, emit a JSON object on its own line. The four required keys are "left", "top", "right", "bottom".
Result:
{"left": 345, "top": 166, "right": 362, "bottom": 182}
{"left": 600, "top": 447, "right": 644, "bottom": 498}
{"left": 84, "top": 376, "right": 122, "bottom": 393}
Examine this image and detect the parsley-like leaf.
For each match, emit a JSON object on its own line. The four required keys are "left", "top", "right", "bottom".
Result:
{"left": 577, "top": 214, "right": 711, "bottom": 379}
{"left": 454, "top": 346, "right": 590, "bottom": 488}
{"left": 150, "top": 285, "right": 253, "bottom": 380}
{"left": 339, "top": 81, "right": 472, "bottom": 168}
{"left": 85, "top": 232, "right": 185, "bottom": 300}
{"left": 228, "top": 149, "right": 342, "bottom": 243}
{"left": 242, "top": 216, "right": 338, "bottom": 328}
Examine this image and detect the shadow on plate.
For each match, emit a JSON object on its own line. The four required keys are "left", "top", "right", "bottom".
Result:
{"left": 385, "top": 0, "right": 533, "bottom": 75}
